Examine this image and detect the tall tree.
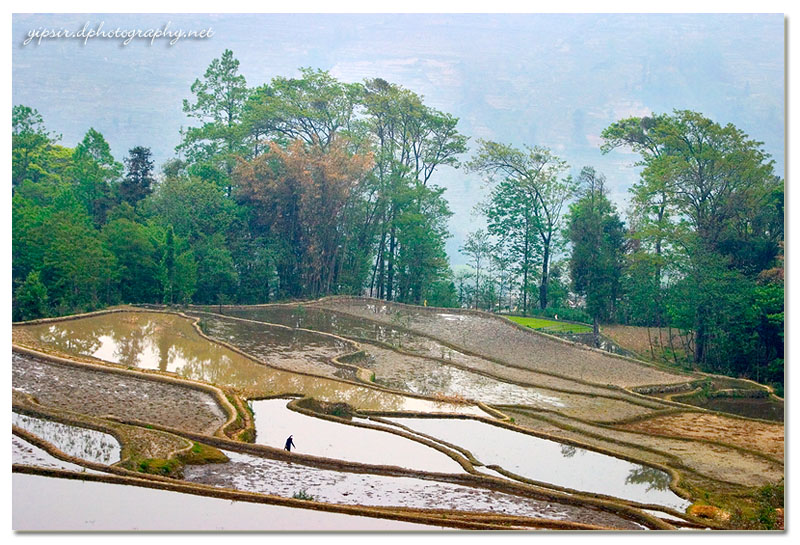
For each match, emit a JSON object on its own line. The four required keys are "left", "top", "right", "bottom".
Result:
{"left": 119, "top": 146, "right": 155, "bottom": 205}
{"left": 566, "top": 167, "right": 625, "bottom": 345}
{"left": 361, "top": 78, "right": 467, "bottom": 302}
{"left": 460, "top": 229, "right": 491, "bottom": 309}
{"left": 478, "top": 177, "right": 541, "bottom": 314}
{"left": 468, "top": 141, "right": 576, "bottom": 310}
{"left": 235, "top": 138, "right": 373, "bottom": 298}
{"left": 14, "top": 187, "right": 117, "bottom": 314}
{"left": 602, "top": 110, "right": 782, "bottom": 366}
{"left": 178, "top": 49, "right": 249, "bottom": 194}
{"left": 12, "top": 105, "right": 66, "bottom": 189}
{"left": 101, "top": 217, "right": 161, "bottom": 303}
{"left": 68, "top": 128, "right": 122, "bottom": 226}
{"left": 242, "top": 68, "right": 362, "bottom": 153}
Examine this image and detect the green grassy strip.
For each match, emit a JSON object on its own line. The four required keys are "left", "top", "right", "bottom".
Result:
{"left": 505, "top": 316, "right": 593, "bottom": 334}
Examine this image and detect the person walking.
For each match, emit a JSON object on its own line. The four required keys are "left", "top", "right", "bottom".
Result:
{"left": 284, "top": 435, "right": 296, "bottom": 452}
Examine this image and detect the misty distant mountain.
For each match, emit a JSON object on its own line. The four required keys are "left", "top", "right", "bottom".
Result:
{"left": 12, "top": 13, "right": 784, "bottom": 264}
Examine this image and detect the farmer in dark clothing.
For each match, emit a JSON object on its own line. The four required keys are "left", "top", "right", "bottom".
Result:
{"left": 284, "top": 435, "right": 296, "bottom": 452}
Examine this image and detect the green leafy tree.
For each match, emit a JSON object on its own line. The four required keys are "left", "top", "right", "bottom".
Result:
{"left": 14, "top": 187, "right": 117, "bottom": 314}
{"left": 194, "top": 234, "right": 239, "bottom": 304}
{"left": 566, "top": 167, "right": 625, "bottom": 345}
{"left": 469, "top": 141, "right": 576, "bottom": 311}
{"left": 159, "top": 225, "right": 198, "bottom": 305}
{"left": 68, "top": 128, "right": 123, "bottom": 226}
{"left": 143, "top": 173, "right": 238, "bottom": 244}
{"left": 392, "top": 183, "right": 454, "bottom": 305}
{"left": 12, "top": 105, "right": 66, "bottom": 189}
{"left": 460, "top": 229, "right": 492, "bottom": 309}
{"left": 361, "top": 78, "right": 467, "bottom": 302}
{"left": 162, "top": 225, "right": 176, "bottom": 304}
{"left": 14, "top": 270, "right": 49, "bottom": 321}
{"left": 102, "top": 217, "right": 161, "bottom": 303}
{"left": 119, "top": 146, "right": 155, "bottom": 205}
{"left": 178, "top": 49, "right": 249, "bottom": 193}
{"left": 242, "top": 68, "right": 362, "bottom": 153}
{"left": 478, "top": 177, "right": 541, "bottom": 314}
{"left": 602, "top": 110, "right": 783, "bottom": 371}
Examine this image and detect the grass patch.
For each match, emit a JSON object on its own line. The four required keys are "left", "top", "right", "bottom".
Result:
{"left": 134, "top": 457, "right": 183, "bottom": 477}
{"left": 179, "top": 442, "right": 229, "bottom": 465}
{"left": 292, "top": 489, "right": 316, "bottom": 501}
{"left": 506, "top": 316, "right": 593, "bottom": 334}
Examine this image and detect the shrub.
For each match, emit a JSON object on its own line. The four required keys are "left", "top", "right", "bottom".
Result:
{"left": 292, "top": 489, "right": 315, "bottom": 501}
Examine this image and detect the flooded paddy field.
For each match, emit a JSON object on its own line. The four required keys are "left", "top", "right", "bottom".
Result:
{"left": 186, "top": 311, "right": 356, "bottom": 379}
{"left": 379, "top": 416, "right": 692, "bottom": 511}
{"left": 356, "top": 343, "right": 662, "bottom": 422}
{"left": 12, "top": 351, "right": 228, "bottom": 435}
{"left": 506, "top": 409, "right": 784, "bottom": 490}
{"left": 671, "top": 394, "right": 784, "bottom": 422}
{"left": 182, "top": 448, "right": 645, "bottom": 529}
{"left": 13, "top": 435, "right": 97, "bottom": 473}
{"left": 13, "top": 311, "right": 486, "bottom": 416}
{"left": 251, "top": 398, "right": 464, "bottom": 473}
{"left": 13, "top": 412, "right": 121, "bottom": 465}
{"left": 313, "top": 298, "right": 690, "bottom": 389}
{"left": 12, "top": 298, "right": 784, "bottom": 530}
{"left": 215, "top": 304, "right": 671, "bottom": 410}
{"left": 12, "top": 473, "right": 448, "bottom": 531}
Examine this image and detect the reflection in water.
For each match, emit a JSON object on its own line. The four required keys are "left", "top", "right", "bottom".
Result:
{"left": 17, "top": 312, "right": 486, "bottom": 416}
{"left": 222, "top": 306, "right": 482, "bottom": 369}
{"left": 560, "top": 444, "right": 577, "bottom": 458}
{"left": 625, "top": 467, "right": 670, "bottom": 492}
{"left": 686, "top": 396, "right": 784, "bottom": 423}
{"left": 382, "top": 416, "right": 692, "bottom": 511}
{"left": 357, "top": 344, "right": 566, "bottom": 408}
{"left": 187, "top": 313, "right": 352, "bottom": 378}
{"left": 12, "top": 413, "right": 121, "bottom": 465}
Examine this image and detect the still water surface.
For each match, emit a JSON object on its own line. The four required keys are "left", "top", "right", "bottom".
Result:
{"left": 383, "top": 416, "right": 692, "bottom": 511}
{"left": 17, "top": 312, "right": 485, "bottom": 416}
{"left": 251, "top": 398, "right": 464, "bottom": 473}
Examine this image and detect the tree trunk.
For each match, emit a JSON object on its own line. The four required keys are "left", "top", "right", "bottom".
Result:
{"left": 539, "top": 243, "right": 550, "bottom": 310}
{"left": 592, "top": 317, "right": 600, "bottom": 348}
{"left": 387, "top": 222, "right": 396, "bottom": 301}
{"left": 694, "top": 317, "right": 707, "bottom": 366}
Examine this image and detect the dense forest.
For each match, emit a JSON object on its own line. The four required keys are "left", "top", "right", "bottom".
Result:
{"left": 12, "top": 49, "right": 784, "bottom": 393}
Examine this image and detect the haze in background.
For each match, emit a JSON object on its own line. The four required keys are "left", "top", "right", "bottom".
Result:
{"left": 12, "top": 13, "right": 784, "bottom": 264}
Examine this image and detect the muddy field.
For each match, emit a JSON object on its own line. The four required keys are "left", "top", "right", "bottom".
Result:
{"left": 355, "top": 342, "right": 663, "bottom": 422}
{"left": 506, "top": 409, "right": 784, "bottom": 490}
{"left": 312, "top": 298, "right": 690, "bottom": 388}
{"left": 616, "top": 412, "right": 784, "bottom": 461}
{"left": 601, "top": 325, "right": 692, "bottom": 363}
{"left": 12, "top": 351, "right": 228, "bottom": 435}
{"left": 183, "top": 448, "right": 644, "bottom": 530}
{"left": 188, "top": 311, "right": 356, "bottom": 379}
{"left": 222, "top": 304, "right": 671, "bottom": 406}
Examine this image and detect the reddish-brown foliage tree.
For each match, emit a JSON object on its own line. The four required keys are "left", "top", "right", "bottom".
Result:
{"left": 235, "top": 138, "right": 372, "bottom": 296}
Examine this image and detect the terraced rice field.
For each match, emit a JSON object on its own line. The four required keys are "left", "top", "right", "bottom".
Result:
{"left": 311, "top": 298, "right": 691, "bottom": 388}
{"left": 11, "top": 297, "right": 784, "bottom": 530}
{"left": 13, "top": 312, "right": 486, "bottom": 416}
